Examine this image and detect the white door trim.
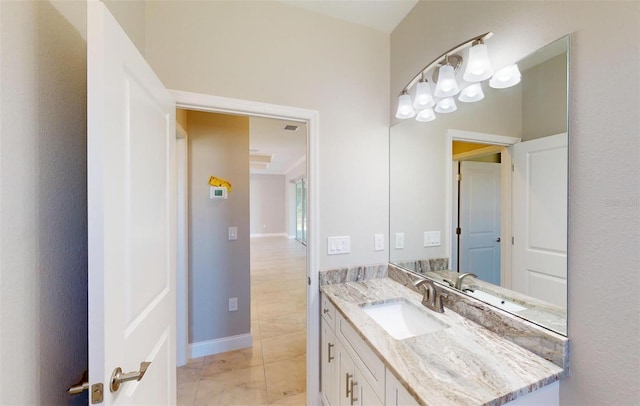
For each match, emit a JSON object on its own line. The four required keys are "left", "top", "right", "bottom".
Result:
{"left": 446, "top": 130, "right": 520, "bottom": 287}
{"left": 170, "top": 90, "right": 321, "bottom": 406}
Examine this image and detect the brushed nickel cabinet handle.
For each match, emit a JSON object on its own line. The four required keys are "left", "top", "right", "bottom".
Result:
{"left": 328, "top": 342, "right": 334, "bottom": 363}
{"left": 350, "top": 379, "right": 358, "bottom": 405}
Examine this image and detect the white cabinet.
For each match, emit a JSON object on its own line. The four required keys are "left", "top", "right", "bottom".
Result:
{"left": 321, "top": 318, "right": 339, "bottom": 406}
{"left": 321, "top": 294, "right": 385, "bottom": 406}
{"left": 338, "top": 343, "right": 383, "bottom": 406}
{"left": 385, "top": 369, "right": 419, "bottom": 406}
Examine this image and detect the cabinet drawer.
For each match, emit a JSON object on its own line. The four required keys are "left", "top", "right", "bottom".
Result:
{"left": 321, "top": 293, "right": 337, "bottom": 327}
{"left": 336, "top": 313, "right": 385, "bottom": 402}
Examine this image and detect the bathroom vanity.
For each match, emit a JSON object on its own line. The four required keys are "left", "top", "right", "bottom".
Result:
{"left": 319, "top": 266, "right": 568, "bottom": 406}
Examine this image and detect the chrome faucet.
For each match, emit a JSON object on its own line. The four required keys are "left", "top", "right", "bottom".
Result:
{"left": 455, "top": 273, "right": 477, "bottom": 290}
{"left": 413, "top": 279, "right": 448, "bottom": 313}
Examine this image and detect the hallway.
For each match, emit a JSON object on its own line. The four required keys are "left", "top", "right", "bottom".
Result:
{"left": 177, "top": 237, "right": 307, "bottom": 405}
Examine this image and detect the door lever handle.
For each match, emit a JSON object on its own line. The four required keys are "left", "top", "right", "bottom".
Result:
{"left": 110, "top": 361, "right": 151, "bottom": 392}
{"left": 67, "top": 370, "right": 89, "bottom": 395}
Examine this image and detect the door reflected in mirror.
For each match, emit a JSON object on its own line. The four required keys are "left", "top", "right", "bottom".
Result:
{"left": 389, "top": 36, "right": 569, "bottom": 335}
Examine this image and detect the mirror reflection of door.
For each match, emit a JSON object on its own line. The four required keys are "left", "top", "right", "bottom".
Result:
{"left": 458, "top": 161, "right": 502, "bottom": 285}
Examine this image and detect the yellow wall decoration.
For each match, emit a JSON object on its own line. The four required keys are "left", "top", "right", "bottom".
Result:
{"left": 208, "top": 176, "right": 232, "bottom": 192}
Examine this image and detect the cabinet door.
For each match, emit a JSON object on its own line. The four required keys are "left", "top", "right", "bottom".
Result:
{"left": 385, "top": 369, "right": 419, "bottom": 406}
{"left": 353, "top": 367, "right": 384, "bottom": 406}
{"left": 338, "top": 346, "right": 383, "bottom": 406}
{"left": 321, "top": 319, "right": 339, "bottom": 406}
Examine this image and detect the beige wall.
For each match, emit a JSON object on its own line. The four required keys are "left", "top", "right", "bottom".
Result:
{"left": 0, "top": 1, "right": 88, "bottom": 403}
{"left": 145, "top": 0, "right": 390, "bottom": 268}
{"left": 250, "top": 174, "right": 287, "bottom": 235}
{"left": 522, "top": 53, "right": 568, "bottom": 140}
{"left": 391, "top": 2, "right": 640, "bottom": 404}
{"left": 187, "top": 111, "right": 251, "bottom": 343}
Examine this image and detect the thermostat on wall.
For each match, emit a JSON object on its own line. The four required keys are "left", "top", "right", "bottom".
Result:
{"left": 210, "top": 186, "right": 228, "bottom": 200}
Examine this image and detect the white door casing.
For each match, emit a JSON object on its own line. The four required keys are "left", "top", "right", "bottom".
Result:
{"left": 459, "top": 161, "right": 502, "bottom": 285}
{"left": 88, "top": 2, "right": 176, "bottom": 404}
{"left": 511, "top": 133, "right": 568, "bottom": 308}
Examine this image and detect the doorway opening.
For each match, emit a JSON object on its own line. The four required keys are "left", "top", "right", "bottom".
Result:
{"left": 172, "top": 91, "right": 320, "bottom": 405}
{"left": 452, "top": 142, "right": 503, "bottom": 285}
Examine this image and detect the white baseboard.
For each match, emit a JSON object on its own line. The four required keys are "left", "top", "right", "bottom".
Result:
{"left": 250, "top": 232, "right": 288, "bottom": 238}
{"left": 189, "top": 333, "right": 252, "bottom": 359}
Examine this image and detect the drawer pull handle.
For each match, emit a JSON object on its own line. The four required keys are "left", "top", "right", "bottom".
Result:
{"left": 345, "top": 373, "right": 353, "bottom": 398}
{"left": 350, "top": 379, "right": 358, "bottom": 405}
{"left": 328, "top": 343, "right": 334, "bottom": 363}
{"left": 323, "top": 308, "right": 330, "bottom": 314}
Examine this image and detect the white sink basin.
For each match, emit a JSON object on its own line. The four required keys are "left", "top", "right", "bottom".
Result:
{"left": 361, "top": 299, "right": 449, "bottom": 340}
{"left": 466, "top": 290, "right": 526, "bottom": 313}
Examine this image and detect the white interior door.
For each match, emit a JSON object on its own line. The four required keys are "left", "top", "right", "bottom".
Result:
{"left": 511, "top": 133, "right": 567, "bottom": 308}
{"left": 459, "top": 161, "right": 501, "bottom": 285}
{"left": 88, "top": 2, "right": 176, "bottom": 404}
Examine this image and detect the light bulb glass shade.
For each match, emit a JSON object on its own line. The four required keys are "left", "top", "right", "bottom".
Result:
{"left": 413, "top": 81, "right": 435, "bottom": 110}
{"left": 434, "top": 64, "right": 460, "bottom": 97}
{"left": 458, "top": 83, "right": 485, "bottom": 102}
{"left": 489, "top": 64, "right": 522, "bottom": 89}
{"left": 416, "top": 107, "right": 436, "bottom": 122}
{"left": 395, "top": 93, "right": 416, "bottom": 119}
{"left": 435, "top": 97, "right": 457, "bottom": 113}
{"left": 463, "top": 43, "right": 493, "bottom": 82}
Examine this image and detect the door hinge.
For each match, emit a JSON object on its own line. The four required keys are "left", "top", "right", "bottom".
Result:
{"left": 456, "top": 173, "right": 462, "bottom": 181}
{"left": 308, "top": 277, "right": 311, "bottom": 286}
{"left": 512, "top": 164, "right": 515, "bottom": 172}
{"left": 512, "top": 236, "right": 515, "bottom": 245}
{"left": 456, "top": 227, "right": 462, "bottom": 235}
{"left": 91, "top": 383, "right": 104, "bottom": 404}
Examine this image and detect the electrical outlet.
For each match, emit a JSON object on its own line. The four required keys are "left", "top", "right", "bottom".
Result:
{"left": 327, "top": 236, "right": 351, "bottom": 255}
{"left": 424, "top": 231, "right": 441, "bottom": 247}
{"left": 374, "top": 234, "right": 384, "bottom": 251}
{"left": 395, "top": 233, "right": 405, "bottom": 249}
{"left": 228, "top": 297, "right": 238, "bottom": 312}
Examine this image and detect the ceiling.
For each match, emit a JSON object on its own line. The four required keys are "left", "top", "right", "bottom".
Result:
{"left": 250, "top": 116, "right": 307, "bottom": 175}
{"left": 279, "top": 0, "right": 418, "bottom": 33}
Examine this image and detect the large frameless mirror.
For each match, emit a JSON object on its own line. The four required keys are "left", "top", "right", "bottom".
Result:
{"left": 389, "top": 36, "right": 569, "bottom": 335}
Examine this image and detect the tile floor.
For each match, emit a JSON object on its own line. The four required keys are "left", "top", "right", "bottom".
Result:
{"left": 177, "top": 237, "right": 307, "bottom": 405}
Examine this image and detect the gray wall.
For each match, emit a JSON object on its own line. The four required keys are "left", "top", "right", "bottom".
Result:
{"left": 522, "top": 54, "right": 568, "bottom": 140}
{"left": 0, "top": 1, "right": 88, "bottom": 403}
{"left": 250, "top": 174, "right": 287, "bottom": 235}
{"left": 144, "top": 0, "right": 390, "bottom": 268}
{"left": 391, "top": 2, "right": 639, "bottom": 404}
{"left": 187, "top": 111, "right": 251, "bottom": 343}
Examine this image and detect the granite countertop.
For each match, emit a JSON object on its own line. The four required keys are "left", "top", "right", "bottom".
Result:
{"left": 320, "top": 277, "right": 564, "bottom": 406}
{"left": 427, "top": 270, "right": 567, "bottom": 335}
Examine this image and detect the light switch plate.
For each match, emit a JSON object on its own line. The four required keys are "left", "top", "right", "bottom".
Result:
{"left": 228, "top": 227, "right": 238, "bottom": 241}
{"left": 395, "top": 233, "right": 405, "bottom": 249}
{"left": 424, "top": 231, "right": 441, "bottom": 247}
{"left": 228, "top": 297, "right": 238, "bottom": 311}
{"left": 374, "top": 234, "right": 384, "bottom": 251}
{"left": 327, "top": 236, "right": 350, "bottom": 255}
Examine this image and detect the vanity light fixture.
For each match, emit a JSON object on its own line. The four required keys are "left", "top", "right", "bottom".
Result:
{"left": 458, "top": 83, "right": 485, "bottom": 102}
{"left": 489, "top": 64, "right": 522, "bottom": 88}
{"left": 435, "top": 97, "right": 457, "bottom": 113}
{"left": 394, "top": 32, "right": 524, "bottom": 124}
{"left": 395, "top": 90, "right": 416, "bottom": 119}
{"left": 416, "top": 107, "right": 436, "bottom": 122}
{"left": 463, "top": 39, "right": 494, "bottom": 82}
{"left": 413, "top": 77, "right": 435, "bottom": 110}
{"left": 433, "top": 56, "right": 461, "bottom": 97}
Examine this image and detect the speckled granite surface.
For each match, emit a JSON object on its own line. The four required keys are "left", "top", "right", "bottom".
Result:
{"left": 320, "top": 277, "right": 565, "bottom": 406}
{"left": 387, "top": 265, "right": 569, "bottom": 370}
{"left": 319, "top": 264, "right": 388, "bottom": 285}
